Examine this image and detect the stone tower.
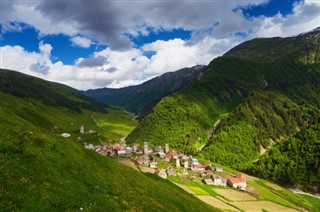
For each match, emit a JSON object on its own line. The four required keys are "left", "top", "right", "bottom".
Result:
{"left": 133, "top": 143, "right": 138, "bottom": 152}
{"left": 120, "top": 141, "right": 125, "bottom": 150}
{"left": 176, "top": 158, "right": 180, "bottom": 168}
{"left": 184, "top": 161, "right": 189, "bottom": 169}
{"left": 165, "top": 143, "right": 169, "bottom": 153}
{"left": 80, "top": 125, "right": 84, "bottom": 134}
{"left": 143, "top": 142, "right": 149, "bottom": 154}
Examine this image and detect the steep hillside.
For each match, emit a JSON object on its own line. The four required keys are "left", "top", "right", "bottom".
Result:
{"left": 84, "top": 65, "right": 203, "bottom": 118}
{"left": 250, "top": 124, "right": 320, "bottom": 192}
{"left": 0, "top": 69, "right": 216, "bottom": 211}
{"left": 127, "top": 28, "right": 320, "bottom": 190}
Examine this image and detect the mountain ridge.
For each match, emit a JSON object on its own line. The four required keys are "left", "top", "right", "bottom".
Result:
{"left": 84, "top": 65, "right": 204, "bottom": 119}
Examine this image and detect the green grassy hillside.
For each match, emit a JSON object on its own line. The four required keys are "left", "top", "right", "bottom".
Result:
{"left": 127, "top": 28, "right": 320, "bottom": 191}
{"left": 0, "top": 69, "right": 216, "bottom": 211}
{"left": 0, "top": 69, "right": 106, "bottom": 113}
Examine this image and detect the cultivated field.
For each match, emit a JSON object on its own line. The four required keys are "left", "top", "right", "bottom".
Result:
{"left": 173, "top": 183, "right": 195, "bottom": 194}
{"left": 196, "top": 195, "right": 239, "bottom": 211}
{"left": 214, "top": 188, "right": 257, "bottom": 201}
{"left": 139, "top": 166, "right": 156, "bottom": 173}
{"left": 188, "top": 186, "right": 209, "bottom": 195}
{"left": 265, "top": 182, "right": 285, "bottom": 191}
{"left": 231, "top": 200, "right": 300, "bottom": 212}
{"left": 118, "top": 159, "right": 139, "bottom": 171}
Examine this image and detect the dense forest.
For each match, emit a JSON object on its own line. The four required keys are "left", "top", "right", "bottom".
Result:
{"left": 250, "top": 124, "right": 320, "bottom": 192}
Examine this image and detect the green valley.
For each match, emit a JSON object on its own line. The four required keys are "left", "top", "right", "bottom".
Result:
{"left": 0, "top": 69, "right": 216, "bottom": 211}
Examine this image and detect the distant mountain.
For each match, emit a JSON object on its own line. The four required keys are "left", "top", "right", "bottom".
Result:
{"left": 84, "top": 65, "right": 204, "bottom": 118}
{"left": 0, "top": 69, "right": 216, "bottom": 211}
{"left": 127, "top": 28, "right": 320, "bottom": 191}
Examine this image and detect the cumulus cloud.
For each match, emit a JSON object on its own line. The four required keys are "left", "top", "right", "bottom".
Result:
{"left": 76, "top": 55, "right": 108, "bottom": 68}
{"left": 1, "top": 0, "right": 319, "bottom": 90}
{"left": 2, "top": 0, "right": 267, "bottom": 50}
{"left": 70, "top": 36, "right": 92, "bottom": 48}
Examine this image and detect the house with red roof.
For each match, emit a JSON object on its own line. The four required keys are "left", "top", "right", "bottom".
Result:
{"left": 155, "top": 169, "right": 167, "bottom": 179}
{"left": 227, "top": 173, "right": 247, "bottom": 188}
{"left": 191, "top": 163, "right": 205, "bottom": 172}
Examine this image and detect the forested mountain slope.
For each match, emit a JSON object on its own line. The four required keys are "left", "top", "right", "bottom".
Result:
{"left": 84, "top": 65, "right": 203, "bottom": 119}
{"left": 127, "top": 28, "right": 320, "bottom": 191}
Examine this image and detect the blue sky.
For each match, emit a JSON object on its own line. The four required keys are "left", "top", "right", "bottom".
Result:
{"left": 1, "top": 0, "right": 319, "bottom": 89}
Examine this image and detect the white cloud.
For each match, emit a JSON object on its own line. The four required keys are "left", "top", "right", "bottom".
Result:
{"left": 1, "top": 0, "right": 319, "bottom": 90}
{"left": 2, "top": 3, "right": 77, "bottom": 36}
{"left": 70, "top": 36, "right": 92, "bottom": 48}
{"left": 0, "top": 36, "right": 238, "bottom": 90}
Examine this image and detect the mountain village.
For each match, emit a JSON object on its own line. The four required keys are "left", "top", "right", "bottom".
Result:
{"left": 84, "top": 139, "right": 251, "bottom": 192}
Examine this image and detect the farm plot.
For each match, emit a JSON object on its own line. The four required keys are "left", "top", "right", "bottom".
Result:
{"left": 231, "top": 200, "right": 299, "bottom": 212}
{"left": 214, "top": 188, "right": 256, "bottom": 201}
{"left": 173, "top": 183, "right": 195, "bottom": 194}
{"left": 188, "top": 186, "right": 209, "bottom": 195}
{"left": 118, "top": 159, "right": 139, "bottom": 171}
{"left": 265, "top": 182, "right": 285, "bottom": 191}
{"left": 139, "top": 165, "right": 156, "bottom": 173}
{"left": 196, "top": 196, "right": 239, "bottom": 211}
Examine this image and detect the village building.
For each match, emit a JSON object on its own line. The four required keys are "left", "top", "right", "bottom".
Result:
{"left": 150, "top": 161, "right": 158, "bottom": 169}
{"left": 84, "top": 143, "right": 95, "bottom": 150}
{"left": 184, "top": 161, "right": 189, "bottom": 169}
{"left": 176, "top": 158, "right": 180, "bottom": 168}
{"left": 132, "top": 143, "right": 139, "bottom": 152}
{"left": 143, "top": 142, "right": 149, "bottom": 154}
{"left": 120, "top": 141, "right": 126, "bottom": 150}
{"left": 191, "top": 158, "right": 199, "bottom": 166}
{"left": 164, "top": 154, "right": 171, "bottom": 162}
{"left": 236, "top": 173, "right": 246, "bottom": 181}
{"left": 114, "top": 146, "right": 121, "bottom": 151}
{"left": 211, "top": 174, "right": 227, "bottom": 186}
{"left": 155, "top": 169, "right": 167, "bottom": 179}
{"left": 200, "top": 171, "right": 207, "bottom": 178}
{"left": 214, "top": 166, "right": 223, "bottom": 172}
{"left": 126, "top": 147, "right": 133, "bottom": 152}
{"left": 117, "top": 149, "right": 126, "bottom": 156}
{"left": 191, "top": 163, "right": 205, "bottom": 172}
{"left": 154, "top": 146, "right": 163, "bottom": 153}
{"left": 125, "top": 150, "right": 132, "bottom": 157}
{"left": 203, "top": 178, "right": 215, "bottom": 185}
{"left": 181, "top": 155, "right": 189, "bottom": 161}
{"left": 147, "top": 147, "right": 153, "bottom": 155}
{"left": 165, "top": 143, "right": 169, "bottom": 153}
{"left": 135, "top": 156, "right": 150, "bottom": 166}
{"left": 158, "top": 152, "right": 166, "bottom": 158}
{"left": 136, "top": 149, "right": 143, "bottom": 154}
{"left": 227, "top": 173, "right": 247, "bottom": 189}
